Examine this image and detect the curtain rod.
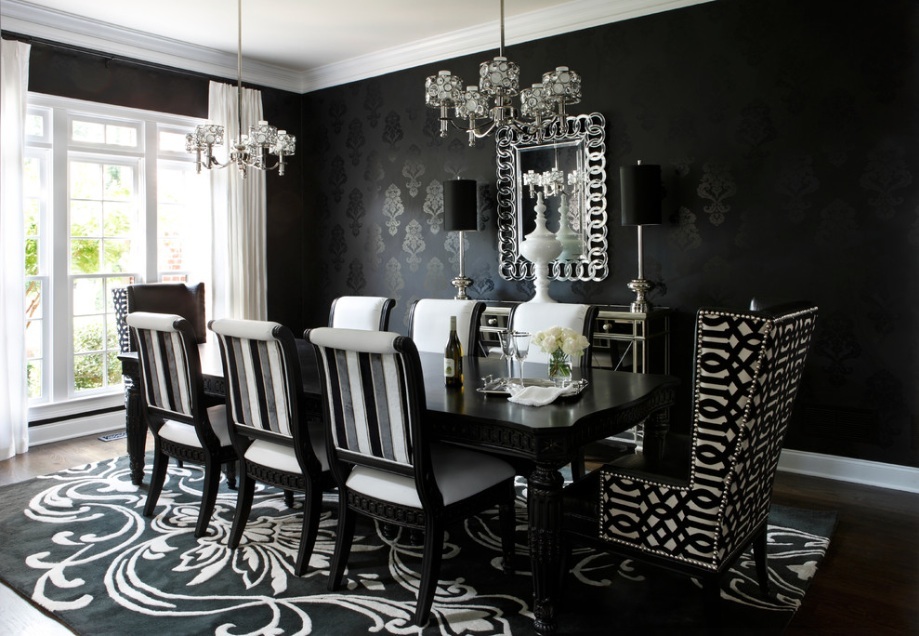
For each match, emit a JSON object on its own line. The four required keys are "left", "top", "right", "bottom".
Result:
{"left": 1, "top": 30, "right": 224, "bottom": 84}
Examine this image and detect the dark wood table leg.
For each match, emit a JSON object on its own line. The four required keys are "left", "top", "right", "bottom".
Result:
{"left": 528, "top": 461, "right": 565, "bottom": 635}
{"left": 119, "top": 356, "right": 146, "bottom": 486}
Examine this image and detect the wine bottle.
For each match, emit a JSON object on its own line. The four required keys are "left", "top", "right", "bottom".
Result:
{"left": 444, "top": 315, "right": 463, "bottom": 387}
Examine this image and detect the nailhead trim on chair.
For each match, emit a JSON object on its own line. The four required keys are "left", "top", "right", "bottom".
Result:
{"left": 599, "top": 305, "right": 818, "bottom": 571}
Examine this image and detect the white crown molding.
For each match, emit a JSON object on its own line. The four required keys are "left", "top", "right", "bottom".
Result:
{"left": 301, "top": 0, "right": 712, "bottom": 92}
{"left": 0, "top": 0, "right": 300, "bottom": 91}
{"left": 2, "top": 0, "right": 712, "bottom": 94}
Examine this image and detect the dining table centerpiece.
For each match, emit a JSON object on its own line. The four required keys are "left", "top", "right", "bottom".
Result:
{"left": 531, "top": 326, "right": 590, "bottom": 386}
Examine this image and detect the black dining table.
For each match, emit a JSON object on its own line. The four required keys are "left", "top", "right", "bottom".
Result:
{"left": 120, "top": 342, "right": 678, "bottom": 635}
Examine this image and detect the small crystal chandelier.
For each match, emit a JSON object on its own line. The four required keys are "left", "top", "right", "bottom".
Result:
{"left": 185, "top": 0, "right": 295, "bottom": 178}
{"left": 424, "top": 0, "right": 582, "bottom": 147}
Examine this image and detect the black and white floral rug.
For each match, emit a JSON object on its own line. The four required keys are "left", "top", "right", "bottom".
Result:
{"left": 0, "top": 455, "right": 836, "bottom": 635}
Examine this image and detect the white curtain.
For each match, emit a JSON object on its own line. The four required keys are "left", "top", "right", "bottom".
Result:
{"left": 0, "top": 39, "right": 31, "bottom": 460}
{"left": 208, "top": 81, "right": 267, "bottom": 321}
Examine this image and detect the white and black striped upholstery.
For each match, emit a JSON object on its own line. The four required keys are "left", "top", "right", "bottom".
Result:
{"left": 562, "top": 302, "right": 818, "bottom": 625}
{"left": 127, "top": 311, "right": 236, "bottom": 539}
{"left": 408, "top": 298, "right": 485, "bottom": 355}
{"left": 328, "top": 295, "right": 396, "bottom": 331}
{"left": 210, "top": 318, "right": 330, "bottom": 576}
{"left": 306, "top": 326, "right": 517, "bottom": 627}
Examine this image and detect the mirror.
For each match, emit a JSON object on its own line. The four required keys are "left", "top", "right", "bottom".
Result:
{"left": 495, "top": 112, "right": 607, "bottom": 282}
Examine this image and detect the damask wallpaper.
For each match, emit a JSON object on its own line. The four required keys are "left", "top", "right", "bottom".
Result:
{"left": 17, "top": 0, "right": 918, "bottom": 469}
{"left": 300, "top": 0, "right": 918, "bottom": 468}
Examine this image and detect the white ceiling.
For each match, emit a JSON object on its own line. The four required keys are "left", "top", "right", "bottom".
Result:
{"left": 1, "top": 0, "right": 711, "bottom": 93}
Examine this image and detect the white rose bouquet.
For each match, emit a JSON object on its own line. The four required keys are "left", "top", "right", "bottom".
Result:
{"left": 531, "top": 326, "right": 590, "bottom": 382}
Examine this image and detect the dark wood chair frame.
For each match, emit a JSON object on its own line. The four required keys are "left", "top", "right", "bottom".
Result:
{"left": 306, "top": 328, "right": 517, "bottom": 626}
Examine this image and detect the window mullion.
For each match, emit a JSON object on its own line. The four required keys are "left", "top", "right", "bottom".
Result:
{"left": 144, "top": 124, "right": 157, "bottom": 281}
{"left": 49, "top": 105, "right": 71, "bottom": 403}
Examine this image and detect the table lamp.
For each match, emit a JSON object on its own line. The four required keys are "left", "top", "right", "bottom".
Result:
{"left": 620, "top": 162, "right": 662, "bottom": 313}
{"left": 443, "top": 179, "right": 479, "bottom": 300}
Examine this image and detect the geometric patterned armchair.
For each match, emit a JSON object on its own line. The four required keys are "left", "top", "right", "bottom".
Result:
{"left": 563, "top": 302, "right": 818, "bottom": 621}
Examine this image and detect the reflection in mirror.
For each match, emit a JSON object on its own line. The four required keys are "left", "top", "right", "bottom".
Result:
{"left": 496, "top": 113, "right": 607, "bottom": 282}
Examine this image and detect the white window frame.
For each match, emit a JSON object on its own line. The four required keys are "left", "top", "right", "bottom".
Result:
{"left": 26, "top": 93, "right": 210, "bottom": 423}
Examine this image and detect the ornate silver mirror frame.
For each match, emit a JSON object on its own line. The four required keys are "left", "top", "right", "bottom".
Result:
{"left": 495, "top": 112, "right": 607, "bottom": 282}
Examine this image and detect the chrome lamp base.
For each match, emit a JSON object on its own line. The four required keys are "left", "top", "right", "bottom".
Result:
{"left": 452, "top": 275, "right": 473, "bottom": 300}
{"left": 628, "top": 278, "right": 653, "bottom": 313}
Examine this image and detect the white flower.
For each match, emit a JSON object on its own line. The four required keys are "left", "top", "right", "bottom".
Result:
{"left": 532, "top": 326, "right": 590, "bottom": 356}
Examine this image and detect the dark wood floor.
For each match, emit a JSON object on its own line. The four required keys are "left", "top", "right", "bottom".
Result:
{"left": 1, "top": 434, "right": 917, "bottom": 634}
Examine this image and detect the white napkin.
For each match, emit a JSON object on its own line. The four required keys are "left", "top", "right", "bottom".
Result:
{"left": 506, "top": 383, "right": 573, "bottom": 406}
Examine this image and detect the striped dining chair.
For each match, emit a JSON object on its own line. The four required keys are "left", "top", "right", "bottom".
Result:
{"left": 306, "top": 326, "right": 517, "bottom": 627}
{"left": 210, "top": 318, "right": 332, "bottom": 576}
{"left": 127, "top": 311, "right": 237, "bottom": 538}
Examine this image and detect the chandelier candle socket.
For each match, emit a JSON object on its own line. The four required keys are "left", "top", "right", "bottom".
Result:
{"left": 532, "top": 326, "right": 590, "bottom": 386}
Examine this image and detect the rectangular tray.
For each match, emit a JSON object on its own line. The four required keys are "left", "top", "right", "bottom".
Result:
{"left": 476, "top": 376, "right": 588, "bottom": 399}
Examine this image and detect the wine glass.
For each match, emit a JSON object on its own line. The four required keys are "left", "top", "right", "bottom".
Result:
{"left": 512, "top": 331, "right": 530, "bottom": 387}
{"left": 497, "top": 330, "right": 515, "bottom": 380}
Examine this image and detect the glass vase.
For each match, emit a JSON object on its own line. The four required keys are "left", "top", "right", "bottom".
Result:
{"left": 548, "top": 351, "right": 572, "bottom": 387}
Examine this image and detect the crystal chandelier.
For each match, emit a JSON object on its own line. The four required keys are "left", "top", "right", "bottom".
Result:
{"left": 425, "top": 0, "right": 582, "bottom": 147}
{"left": 185, "top": 0, "right": 295, "bottom": 177}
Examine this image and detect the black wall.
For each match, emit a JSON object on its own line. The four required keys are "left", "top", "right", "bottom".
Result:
{"left": 303, "top": 0, "right": 918, "bottom": 469}
{"left": 13, "top": 0, "right": 919, "bottom": 469}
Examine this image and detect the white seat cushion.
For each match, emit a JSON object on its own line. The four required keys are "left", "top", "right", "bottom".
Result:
{"left": 244, "top": 435, "right": 329, "bottom": 473}
{"left": 345, "top": 442, "right": 514, "bottom": 508}
{"left": 159, "top": 405, "right": 232, "bottom": 448}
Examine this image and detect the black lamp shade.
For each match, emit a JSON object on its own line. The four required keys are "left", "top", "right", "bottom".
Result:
{"left": 620, "top": 164, "right": 662, "bottom": 226}
{"left": 443, "top": 179, "right": 479, "bottom": 232}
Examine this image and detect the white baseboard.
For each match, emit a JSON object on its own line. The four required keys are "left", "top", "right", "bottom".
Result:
{"left": 28, "top": 411, "right": 125, "bottom": 447}
{"left": 27, "top": 412, "right": 919, "bottom": 494}
{"left": 778, "top": 449, "right": 919, "bottom": 494}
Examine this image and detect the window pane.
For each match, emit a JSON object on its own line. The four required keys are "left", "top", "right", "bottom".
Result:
{"left": 73, "top": 278, "right": 104, "bottom": 315}
{"left": 106, "top": 124, "right": 137, "bottom": 147}
{"left": 106, "top": 316, "right": 120, "bottom": 350}
{"left": 25, "top": 280, "right": 42, "bottom": 320}
{"left": 71, "top": 201, "right": 102, "bottom": 236}
{"left": 25, "top": 199, "right": 40, "bottom": 236}
{"left": 74, "top": 316, "right": 104, "bottom": 353}
{"left": 159, "top": 131, "right": 187, "bottom": 153}
{"left": 27, "top": 361, "right": 42, "bottom": 399}
{"left": 158, "top": 236, "right": 182, "bottom": 273}
{"left": 103, "top": 202, "right": 132, "bottom": 236}
{"left": 23, "top": 157, "right": 41, "bottom": 195}
{"left": 25, "top": 239, "right": 39, "bottom": 275}
{"left": 26, "top": 114, "right": 44, "bottom": 138}
{"left": 103, "top": 165, "right": 133, "bottom": 200}
{"left": 73, "top": 353, "right": 104, "bottom": 391}
{"left": 70, "top": 161, "right": 103, "bottom": 199}
{"left": 72, "top": 120, "right": 105, "bottom": 143}
{"left": 71, "top": 239, "right": 101, "bottom": 273}
{"left": 103, "top": 239, "right": 132, "bottom": 272}
{"left": 25, "top": 318, "right": 42, "bottom": 359}
{"left": 106, "top": 352, "right": 123, "bottom": 386}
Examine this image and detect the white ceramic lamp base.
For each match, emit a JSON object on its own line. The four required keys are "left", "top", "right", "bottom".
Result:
{"left": 520, "top": 192, "right": 563, "bottom": 303}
